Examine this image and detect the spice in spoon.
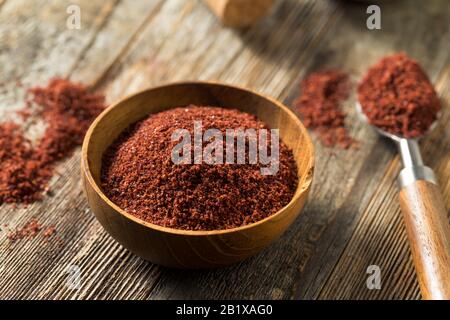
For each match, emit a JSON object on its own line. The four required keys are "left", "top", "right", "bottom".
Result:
{"left": 358, "top": 53, "right": 441, "bottom": 138}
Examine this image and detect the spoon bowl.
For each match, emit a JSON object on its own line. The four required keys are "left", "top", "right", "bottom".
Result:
{"left": 355, "top": 102, "right": 440, "bottom": 142}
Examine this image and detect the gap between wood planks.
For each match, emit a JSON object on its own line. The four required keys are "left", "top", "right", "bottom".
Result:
{"left": 88, "top": 0, "right": 199, "bottom": 92}
{"left": 66, "top": 0, "right": 122, "bottom": 77}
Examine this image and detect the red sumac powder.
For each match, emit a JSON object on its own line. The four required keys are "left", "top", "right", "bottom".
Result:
{"left": 358, "top": 53, "right": 441, "bottom": 138}
{"left": 6, "top": 219, "right": 42, "bottom": 242}
{"left": 0, "top": 122, "right": 53, "bottom": 204}
{"left": 0, "top": 78, "right": 105, "bottom": 204}
{"left": 101, "top": 106, "right": 298, "bottom": 231}
{"left": 294, "top": 70, "right": 355, "bottom": 148}
{"left": 28, "top": 78, "right": 106, "bottom": 164}
{"left": 6, "top": 218, "right": 56, "bottom": 242}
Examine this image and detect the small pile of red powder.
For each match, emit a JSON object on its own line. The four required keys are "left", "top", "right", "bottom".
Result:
{"left": 7, "top": 219, "right": 42, "bottom": 242}
{"left": 0, "top": 79, "right": 106, "bottom": 204}
{"left": 293, "top": 69, "right": 355, "bottom": 148}
{"left": 358, "top": 53, "right": 441, "bottom": 138}
{"left": 6, "top": 218, "right": 56, "bottom": 242}
{"left": 42, "top": 225, "right": 56, "bottom": 237}
{"left": 101, "top": 106, "right": 298, "bottom": 231}
{"left": 0, "top": 123, "right": 53, "bottom": 204}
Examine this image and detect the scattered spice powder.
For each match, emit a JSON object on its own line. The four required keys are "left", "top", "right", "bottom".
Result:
{"left": 0, "top": 78, "right": 106, "bottom": 204}
{"left": 6, "top": 218, "right": 56, "bottom": 243}
{"left": 101, "top": 106, "right": 298, "bottom": 231}
{"left": 0, "top": 122, "right": 53, "bottom": 204}
{"left": 294, "top": 69, "right": 356, "bottom": 149}
{"left": 6, "top": 219, "right": 42, "bottom": 242}
{"left": 358, "top": 53, "right": 441, "bottom": 138}
{"left": 42, "top": 226, "right": 56, "bottom": 238}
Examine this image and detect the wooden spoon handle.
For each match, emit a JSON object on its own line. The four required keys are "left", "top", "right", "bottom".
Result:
{"left": 399, "top": 180, "right": 450, "bottom": 300}
{"left": 203, "top": 0, "right": 275, "bottom": 27}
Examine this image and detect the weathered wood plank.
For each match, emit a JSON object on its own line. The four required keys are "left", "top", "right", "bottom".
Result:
{"left": 0, "top": 0, "right": 164, "bottom": 299}
{"left": 0, "top": 0, "right": 449, "bottom": 300}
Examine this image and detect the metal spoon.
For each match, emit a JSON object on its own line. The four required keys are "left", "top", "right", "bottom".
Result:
{"left": 356, "top": 102, "right": 450, "bottom": 300}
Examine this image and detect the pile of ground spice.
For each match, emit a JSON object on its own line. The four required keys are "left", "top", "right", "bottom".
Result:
{"left": 101, "top": 106, "right": 298, "bottom": 231}
{"left": 293, "top": 69, "right": 356, "bottom": 148}
{"left": 0, "top": 78, "right": 106, "bottom": 204}
{"left": 6, "top": 218, "right": 56, "bottom": 242}
{"left": 6, "top": 219, "right": 42, "bottom": 242}
{"left": 42, "top": 225, "right": 56, "bottom": 237}
{"left": 358, "top": 53, "right": 441, "bottom": 138}
{"left": 0, "top": 122, "right": 53, "bottom": 204}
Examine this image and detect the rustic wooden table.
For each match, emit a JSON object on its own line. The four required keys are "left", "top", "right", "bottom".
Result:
{"left": 0, "top": 0, "right": 449, "bottom": 300}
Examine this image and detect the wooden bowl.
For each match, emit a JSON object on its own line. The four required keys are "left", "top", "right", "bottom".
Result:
{"left": 81, "top": 82, "right": 314, "bottom": 268}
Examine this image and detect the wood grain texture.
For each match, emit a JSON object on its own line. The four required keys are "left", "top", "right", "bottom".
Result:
{"left": 399, "top": 180, "right": 450, "bottom": 300}
{"left": 0, "top": 0, "right": 449, "bottom": 299}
